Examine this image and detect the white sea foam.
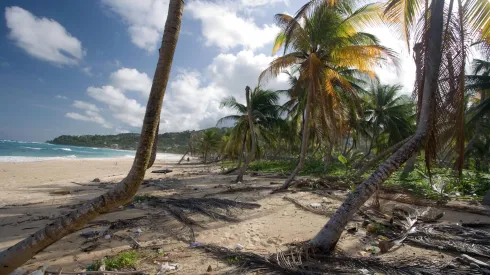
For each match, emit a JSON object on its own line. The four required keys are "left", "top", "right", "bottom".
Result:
{"left": 22, "top": 147, "right": 42, "bottom": 150}
{"left": 53, "top": 148, "right": 72, "bottom": 151}
{"left": 0, "top": 155, "right": 78, "bottom": 162}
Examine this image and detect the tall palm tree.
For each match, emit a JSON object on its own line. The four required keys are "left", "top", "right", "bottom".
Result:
{"left": 362, "top": 82, "right": 415, "bottom": 153}
{"left": 260, "top": 3, "right": 396, "bottom": 190}
{"left": 0, "top": 0, "right": 184, "bottom": 272}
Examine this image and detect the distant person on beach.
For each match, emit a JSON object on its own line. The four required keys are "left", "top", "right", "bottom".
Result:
{"left": 187, "top": 157, "right": 190, "bottom": 162}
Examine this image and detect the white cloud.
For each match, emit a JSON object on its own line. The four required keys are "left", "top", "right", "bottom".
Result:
{"left": 187, "top": 1, "right": 280, "bottom": 51}
{"left": 161, "top": 50, "right": 288, "bottom": 131}
{"left": 66, "top": 100, "right": 111, "bottom": 128}
{"left": 81, "top": 66, "right": 93, "bottom": 76}
{"left": 110, "top": 67, "right": 151, "bottom": 95}
{"left": 102, "top": 0, "right": 169, "bottom": 51}
{"left": 73, "top": 100, "right": 99, "bottom": 112}
{"left": 87, "top": 86, "right": 146, "bottom": 127}
{"left": 241, "top": 0, "right": 286, "bottom": 7}
{"left": 55, "top": 95, "right": 68, "bottom": 100}
{"left": 71, "top": 50, "right": 287, "bottom": 132}
{"left": 5, "top": 6, "right": 84, "bottom": 66}
{"left": 66, "top": 112, "right": 91, "bottom": 121}
{"left": 366, "top": 26, "right": 416, "bottom": 95}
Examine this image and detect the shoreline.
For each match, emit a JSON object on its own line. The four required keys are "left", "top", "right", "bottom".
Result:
{"left": 0, "top": 152, "right": 185, "bottom": 163}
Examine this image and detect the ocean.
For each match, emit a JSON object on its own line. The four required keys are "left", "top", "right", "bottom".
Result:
{"left": 0, "top": 140, "right": 181, "bottom": 162}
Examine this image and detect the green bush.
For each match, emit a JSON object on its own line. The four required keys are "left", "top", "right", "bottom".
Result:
{"left": 89, "top": 251, "right": 139, "bottom": 271}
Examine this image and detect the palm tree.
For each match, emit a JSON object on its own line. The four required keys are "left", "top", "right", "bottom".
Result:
{"left": 260, "top": 3, "right": 396, "bottom": 190}
{"left": 235, "top": 86, "right": 257, "bottom": 182}
{"left": 362, "top": 82, "right": 415, "bottom": 153}
{"left": 199, "top": 129, "right": 221, "bottom": 163}
{"left": 0, "top": 0, "right": 184, "bottom": 272}
{"left": 218, "top": 87, "right": 284, "bottom": 163}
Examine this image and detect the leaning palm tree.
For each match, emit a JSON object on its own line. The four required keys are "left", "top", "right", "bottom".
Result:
{"left": 260, "top": 2, "right": 396, "bottom": 190}
{"left": 0, "top": 0, "right": 184, "bottom": 272}
{"left": 311, "top": 0, "right": 490, "bottom": 251}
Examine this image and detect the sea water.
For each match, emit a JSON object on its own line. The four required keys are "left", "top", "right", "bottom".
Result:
{"left": 0, "top": 140, "right": 181, "bottom": 162}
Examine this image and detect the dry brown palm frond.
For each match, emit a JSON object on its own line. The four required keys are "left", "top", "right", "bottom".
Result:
{"left": 143, "top": 197, "right": 260, "bottom": 241}
{"left": 197, "top": 243, "right": 456, "bottom": 274}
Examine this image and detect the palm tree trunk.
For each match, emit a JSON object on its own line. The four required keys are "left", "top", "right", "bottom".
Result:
{"left": 147, "top": 121, "right": 160, "bottom": 169}
{"left": 278, "top": 82, "right": 313, "bottom": 190}
{"left": 310, "top": 0, "right": 445, "bottom": 251}
{"left": 178, "top": 149, "right": 189, "bottom": 164}
{"left": 401, "top": 152, "right": 418, "bottom": 177}
{"left": 236, "top": 86, "right": 256, "bottom": 183}
{"left": 0, "top": 1, "right": 184, "bottom": 272}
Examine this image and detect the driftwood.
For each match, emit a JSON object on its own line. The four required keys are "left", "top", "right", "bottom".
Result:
{"left": 460, "top": 254, "right": 490, "bottom": 268}
{"left": 151, "top": 169, "right": 173, "bottom": 174}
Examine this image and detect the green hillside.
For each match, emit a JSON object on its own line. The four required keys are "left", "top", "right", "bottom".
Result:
{"left": 47, "top": 127, "right": 228, "bottom": 154}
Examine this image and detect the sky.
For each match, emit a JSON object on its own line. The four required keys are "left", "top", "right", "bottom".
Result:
{"left": 0, "top": 0, "right": 415, "bottom": 142}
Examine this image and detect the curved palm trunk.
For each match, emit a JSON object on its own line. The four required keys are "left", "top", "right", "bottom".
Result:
{"left": 236, "top": 86, "right": 256, "bottom": 183}
{"left": 310, "top": 0, "right": 445, "bottom": 251}
{"left": 147, "top": 121, "right": 160, "bottom": 169}
{"left": 279, "top": 82, "right": 313, "bottom": 190}
{"left": 0, "top": 1, "right": 184, "bottom": 272}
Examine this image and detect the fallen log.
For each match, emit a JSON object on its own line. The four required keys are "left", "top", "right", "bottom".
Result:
{"left": 151, "top": 169, "right": 173, "bottom": 174}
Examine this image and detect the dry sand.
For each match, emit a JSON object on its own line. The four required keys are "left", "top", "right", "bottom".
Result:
{"left": 1, "top": 158, "right": 489, "bottom": 274}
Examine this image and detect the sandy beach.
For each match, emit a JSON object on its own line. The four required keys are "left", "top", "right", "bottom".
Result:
{"left": 1, "top": 158, "right": 490, "bottom": 274}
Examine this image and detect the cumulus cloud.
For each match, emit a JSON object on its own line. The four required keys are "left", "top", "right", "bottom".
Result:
{"left": 65, "top": 100, "right": 111, "bottom": 128}
{"left": 68, "top": 50, "right": 287, "bottom": 132}
{"left": 161, "top": 50, "right": 288, "bottom": 131}
{"left": 101, "top": 0, "right": 169, "bottom": 51}
{"left": 110, "top": 67, "right": 152, "bottom": 95}
{"left": 5, "top": 6, "right": 84, "bottom": 66}
{"left": 73, "top": 100, "right": 99, "bottom": 112}
{"left": 365, "top": 27, "right": 416, "bottom": 95}
{"left": 187, "top": 1, "right": 280, "bottom": 51}
{"left": 87, "top": 86, "right": 146, "bottom": 127}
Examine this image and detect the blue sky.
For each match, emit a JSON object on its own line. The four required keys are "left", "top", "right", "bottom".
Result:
{"left": 0, "top": 0, "right": 413, "bottom": 142}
